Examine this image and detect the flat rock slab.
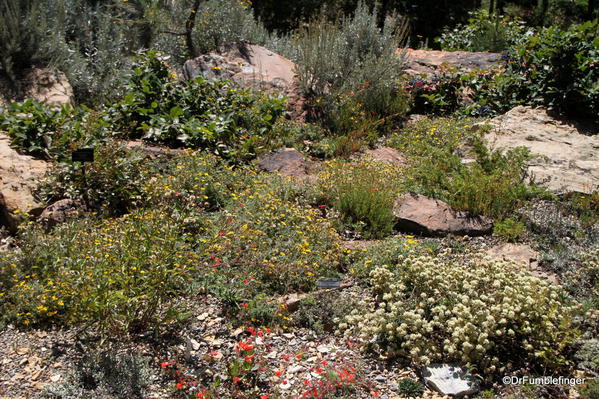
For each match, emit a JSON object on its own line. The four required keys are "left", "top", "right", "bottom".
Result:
{"left": 404, "top": 49, "right": 503, "bottom": 77}
{"left": 364, "top": 147, "right": 408, "bottom": 167}
{"left": 393, "top": 193, "right": 493, "bottom": 237}
{"left": 486, "top": 106, "right": 599, "bottom": 194}
{"left": 422, "top": 364, "right": 480, "bottom": 397}
{"left": 257, "top": 148, "right": 311, "bottom": 178}
{"left": 485, "top": 243, "right": 559, "bottom": 284}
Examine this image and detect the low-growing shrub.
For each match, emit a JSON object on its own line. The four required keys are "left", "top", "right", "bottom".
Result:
{"left": 43, "top": 350, "right": 155, "bottom": 399}
{"left": 339, "top": 254, "right": 577, "bottom": 375}
{"left": 493, "top": 218, "right": 527, "bottom": 242}
{"left": 140, "top": 151, "right": 249, "bottom": 214}
{"left": 317, "top": 158, "right": 404, "bottom": 239}
{"left": 396, "top": 378, "right": 424, "bottom": 397}
{"left": 37, "top": 142, "right": 147, "bottom": 215}
{"left": 389, "top": 118, "right": 547, "bottom": 219}
{"left": 0, "top": 208, "right": 196, "bottom": 335}
{"left": 198, "top": 174, "right": 344, "bottom": 300}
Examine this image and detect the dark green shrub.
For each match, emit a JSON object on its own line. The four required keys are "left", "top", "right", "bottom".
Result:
{"left": 397, "top": 378, "right": 425, "bottom": 397}
{"left": 505, "top": 21, "right": 598, "bottom": 119}
{"left": 37, "top": 142, "right": 147, "bottom": 215}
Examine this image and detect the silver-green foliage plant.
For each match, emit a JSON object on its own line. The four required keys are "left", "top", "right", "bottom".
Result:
{"left": 0, "top": 0, "right": 67, "bottom": 94}
{"left": 339, "top": 255, "right": 576, "bottom": 375}
{"left": 295, "top": 1, "right": 409, "bottom": 118}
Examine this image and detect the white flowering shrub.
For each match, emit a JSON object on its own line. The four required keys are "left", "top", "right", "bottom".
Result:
{"left": 340, "top": 255, "right": 577, "bottom": 375}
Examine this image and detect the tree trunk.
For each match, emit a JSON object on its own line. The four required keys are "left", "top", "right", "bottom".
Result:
{"left": 488, "top": 0, "right": 495, "bottom": 14}
{"left": 588, "top": 0, "right": 597, "bottom": 19}
{"left": 540, "top": 0, "right": 549, "bottom": 23}
{"left": 185, "top": 0, "right": 202, "bottom": 59}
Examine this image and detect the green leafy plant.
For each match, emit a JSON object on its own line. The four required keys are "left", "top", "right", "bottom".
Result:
{"left": 438, "top": 10, "right": 533, "bottom": 52}
{"left": 37, "top": 142, "right": 147, "bottom": 215}
{"left": 493, "top": 218, "right": 527, "bottom": 242}
{"left": 0, "top": 99, "right": 109, "bottom": 159}
{"left": 109, "top": 51, "right": 286, "bottom": 160}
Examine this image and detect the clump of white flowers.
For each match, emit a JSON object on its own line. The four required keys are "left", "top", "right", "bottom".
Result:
{"left": 340, "top": 255, "right": 577, "bottom": 375}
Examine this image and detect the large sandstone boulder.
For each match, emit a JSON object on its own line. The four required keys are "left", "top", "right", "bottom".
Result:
{"left": 0, "top": 68, "right": 74, "bottom": 107}
{"left": 182, "top": 43, "right": 305, "bottom": 120}
{"left": 0, "top": 132, "right": 48, "bottom": 231}
{"left": 404, "top": 49, "right": 503, "bottom": 77}
{"left": 393, "top": 193, "right": 493, "bottom": 236}
{"left": 486, "top": 106, "right": 599, "bottom": 194}
{"left": 24, "top": 69, "right": 73, "bottom": 106}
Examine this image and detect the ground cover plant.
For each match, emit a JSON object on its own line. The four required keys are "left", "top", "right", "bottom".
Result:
{"left": 340, "top": 254, "right": 577, "bottom": 375}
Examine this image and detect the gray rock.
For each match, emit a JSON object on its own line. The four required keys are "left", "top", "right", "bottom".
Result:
{"left": 39, "top": 199, "right": 83, "bottom": 229}
{"left": 422, "top": 364, "right": 480, "bottom": 397}
{"left": 404, "top": 49, "right": 503, "bottom": 78}
{"left": 257, "top": 148, "right": 311, "bottom": 178}
{"left": 393, "top": 193, "right": 493, "bottom": 236}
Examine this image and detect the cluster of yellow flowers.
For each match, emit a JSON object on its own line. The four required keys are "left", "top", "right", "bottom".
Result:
{"left": 339, "top": 254, "right": 576, "bottom": 375}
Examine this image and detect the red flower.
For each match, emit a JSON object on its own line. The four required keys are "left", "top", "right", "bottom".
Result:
{"left": 248, "top": 327, "right": 256, "bottom": 336}
{"left": 275, "top": 371, "right": 282, "bottom": 377}
{"left": 233, "top": 377, "right": 241, "bottom": 384}
{"left": 238, "top": 341, "right": 254, "bottom": 351}
{"left": 197, "top": 392, "right": 208, "bottom": 398}
{"left": 282, "top": 380, "right": 288, "bottom": 385}
{"left": 316, "top": 368, "right": 323, "bottom": 374}
{"left": 321, "top": 360, "right": 327, "bottom": 366}
{"left": 372, "top": 392, "right": 380, "bottom": 397}
{"left": 296, "top": 354, "right": 302, "bottom": 360}
{"left": 176, "top": 382, "right": 185, "bottom": 389}
{"left": 243, "top": 303, "right": 248, "bottom": 308}
{"left": 260, "top": 395, "right": 269, "bottom": 399}
{"left": 245, "top": 355, "right": 255, "bottom": 362}
{"left": 160, "top": 362, "right": 171, "bottom": 369}
{"left": 282, "top": 355, "right": 290, "bottom": 361}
